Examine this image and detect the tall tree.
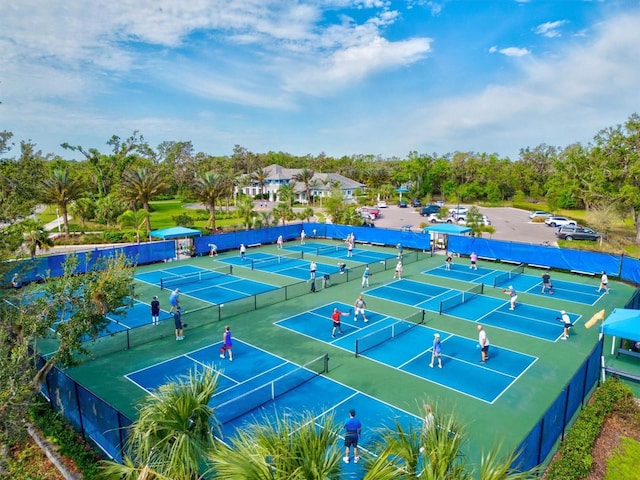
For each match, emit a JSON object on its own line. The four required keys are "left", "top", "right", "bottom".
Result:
{"left": 117, "top": 209, "right": 150, "bottom": 244}
{"left": 235, "top": 196, "right": 257, "bottom": 230}
{"left": 118, "top": 167, "right": 166, "bottom": 233}
{"left": 39, "top": 168, "right": 83, "bottom": 238}
{"left": 292, "top": 167, "right": 315, "bottom": 204}
{"left": 62, "top": 131, "right": 151, "bottom": 197}
{"left": 193, "top": 171, "right": 226, "bottom": 232}
{"left": 251, "top": 168, "right": 270, "bottom": 200}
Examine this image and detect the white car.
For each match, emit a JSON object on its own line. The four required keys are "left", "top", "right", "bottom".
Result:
{"left": 425, "top": 213, "right": 443, "bottom": 223}
{"left": 529, "top": 210, "right": 551, "bottom": 219}
{"left": 449, "top": 206, "right": 469, "bottom": 217}
{"left": 545, "top": 216, "right": 577, "bottom": 227}
{"left": 377, "top": 201, "right": 388, "bottom": 208}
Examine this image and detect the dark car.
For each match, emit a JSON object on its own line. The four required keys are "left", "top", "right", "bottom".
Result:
{"left": 397, "top": 200, "right": 408, "bottom": 208}
{"left": 411, "top": 199, "right": 422, "bottom": 207}
{"left": 556, "top": 225, "right": 602, "bottom": 241}
{"left": 420, "top": 205, "right": 440, "bottom": 216}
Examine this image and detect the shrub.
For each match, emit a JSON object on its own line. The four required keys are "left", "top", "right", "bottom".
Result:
{"left": 172, "top": 213, "right": 195, "bottom": 227}
{"left": 546, "top": 378, "right": 633, "bottom": 480}
{"left": 101, "top": 230, "right": 127, "bottom": 243}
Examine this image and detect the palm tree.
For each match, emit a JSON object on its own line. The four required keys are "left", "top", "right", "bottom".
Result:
{"left": 251, "top": 168, "right": 270, "bottom": 201}
{"left": 117, "top": 209, "right": 149, "bottom": 244}
{"left": 40, "top": 169, "right": 83, "bottom": 238}
{"left": 277, "top": 182, "right": 296, "bottom": 207}
{"left": 272, "top": 202, "right": 295, "bottom": 226}
{"left": 119, "top": 167, "right": 166, "bottom": 233}
{"left": 193, "top": 171, "right": 225, "bottom": 232}
{"left": 293, "top": 168, "right": 315, "bottom": 205}
{"left": 21, "top": 219, "right": 54, "bottom": 257}
{"left": 99, "top": 367, "right": 219, "bottom": 480}
{"left": 235, "top": 196, "right": 257, "bottom": 230}
{"left": 363, "top": 405, "right": 538, "bottom": 480}
{"left": 208, "top": 411, "right": 342, "bottom": 480}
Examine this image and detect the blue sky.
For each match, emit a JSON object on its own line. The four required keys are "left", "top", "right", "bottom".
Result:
{"left": 1, "top": 0, "right": 639, "bottom": 160}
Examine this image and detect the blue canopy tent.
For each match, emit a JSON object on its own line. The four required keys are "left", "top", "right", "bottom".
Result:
{"left": 422, "top": 224, "right": 471, "bottom": 250}
{"left": 150, "top": 227, "right": 202, "bottom": 257}
{"left": 601, "top": 308, "right": 640, "bottom": 355}
{"left": 150, "top": 227, "right": 202, "bottom": 240}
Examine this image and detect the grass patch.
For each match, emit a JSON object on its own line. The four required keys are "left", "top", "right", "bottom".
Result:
{"left": 604, "top": 437, "right": 640, "bottom": 480}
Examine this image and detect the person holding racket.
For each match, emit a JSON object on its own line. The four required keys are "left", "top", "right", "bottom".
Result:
{"left": 504, "top": 285, "right": 517, "bottom": 310}
{"left": 361, "top": 266, "right": 371, "bottom": 288}
{"left": 331, "top": 307, "right": 349, "bottom": 337}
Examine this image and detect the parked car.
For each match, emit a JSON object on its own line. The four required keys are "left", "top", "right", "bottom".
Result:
{"left": 360, "top": 212, "right": 376, "bottom": 221}
{"left": 377, "top": 200, "right": 388, "bottom": 208}
{"left": 411, "top": 199, "right": 422, "bottom": 207}
{"left": 545, "top": 216, "right": 577, "bottom": 227}
{"left": 435, "top": 200, "right": 445, "bottom": 207}
{"left": 359, "top": 207, "right": 381, "bottom": 218}
{"left": 420, "top": 205, "right": 440, "bottom": 216}
{"left": 449, "top": 206, "right": 469, "bottom": 217}
{"left": 397, "top": 200, "right": 408, "bottom": 208}
{"left": 556, "top": 225, "right": 602, "bottom": 241}
{"left": 529, "top": 210, "right": 551, "bottom": 219}
{"left": 425, "top": 213, "right": 442, "bottom": 223}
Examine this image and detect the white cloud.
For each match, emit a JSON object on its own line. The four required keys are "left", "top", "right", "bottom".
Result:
{"left": 401, "top": 11, "right": 640, "bottom": 157}
{"left": 533, "top": 20, "right": 568, "bottom": 38}
{"left": 489, "top": 46, "right": 531, "bottom": 57}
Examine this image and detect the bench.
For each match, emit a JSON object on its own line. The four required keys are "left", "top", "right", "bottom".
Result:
{"left": 247, "top": 243, "right": 262, "bottom": 248}
{"left": 616, "top": 348, "right": 640, "bottom": 360}
{"left": 605, "top": 367, "right": 640, "bottom": 383}
{"left": 570, "top": 269, "right": 596, "bottom": 276}
{"left": 528, "top": 264, "right": 551, "bottom": 270}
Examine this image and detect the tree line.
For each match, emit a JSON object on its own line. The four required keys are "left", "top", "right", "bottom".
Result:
{"left": 1, "top": 112, "right": 639, "bottom": 243}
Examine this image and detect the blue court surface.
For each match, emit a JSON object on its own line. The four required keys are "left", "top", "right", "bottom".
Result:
{"left": 275, "top": 302, "right": 537, "bottom": 404}
{"left": 424, "top": 264, "right": 602, "bottom": 306}
{"left": 286, "top": 241, "right": 396, "bottom": 265}
{"left": 135, "top": 264, "right": 277, "bottom": 304}
{"left": 125, "top": 339, "right": 421, "bottom": 474}
{"left": 49, "top": 299, "right": 171, "bottom": 339}
{"left": 366, "top": 279, "right": 580, "bottom": 342}
{"left": 220, "top": 252, "right": 341, "bottom": 281}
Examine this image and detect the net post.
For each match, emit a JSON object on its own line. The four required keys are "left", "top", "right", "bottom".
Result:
{"left": 480, "top": 282, "right": 484, "bottom": 294}
{"left": 251, "top": 259, "right": 256, "bottom": 271}
{"left": 229, "top": 265, "right": 233, "bottom": 275}
{"left": 421, "top": 309, "right": 426, "bottom": 324}
{"left": 160, "top": 279, "right": 165, "bottom": 290}
{"left": 439, "top": 302, "right": 443, "bottom": 315}
{"left": 323, "top": 353, "right": 329, "bottom": 373}
{"left": 301, "top": 251, "right": 304, "bottom": 260}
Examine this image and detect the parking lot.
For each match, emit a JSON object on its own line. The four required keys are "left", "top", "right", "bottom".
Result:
{"left": 370, "top": 204, "right": 559, "bottom": 245}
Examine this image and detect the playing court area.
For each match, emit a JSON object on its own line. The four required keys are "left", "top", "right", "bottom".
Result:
{"left": 60, "top": 240, "right": 632, "bottom": 475}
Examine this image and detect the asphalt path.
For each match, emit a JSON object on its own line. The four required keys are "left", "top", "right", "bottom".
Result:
{"left": 371, "top": 205, "right": 559, "bottom": 246}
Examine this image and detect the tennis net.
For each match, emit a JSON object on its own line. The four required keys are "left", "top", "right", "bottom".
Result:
{"left": 316, "top": 244, "right": 346, "bottom": 256}
{"left": 492, "top": 264, "right": 525, "bottom": 287}
{"left": 250, "top": 251, "right": 304, "bottom": 270}
{"left": 159, "top": 265, "right": 233, "bottom": 290}
{"left": 439, "top": 283, "right": 484, "bottom": 314}
{"left": 215, "top": 354, "right": 329, "bottom": 425}
{"left": 355, "top": 310, "right": 425, "bottom": 357}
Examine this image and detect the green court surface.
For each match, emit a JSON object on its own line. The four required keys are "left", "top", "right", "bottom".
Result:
{"left": 57, "top": 242, "right": 635, "bottom": 469}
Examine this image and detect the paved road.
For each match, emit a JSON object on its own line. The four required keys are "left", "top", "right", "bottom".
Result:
{"left": 371, "top": 205, "right": 558, "bottom": 246}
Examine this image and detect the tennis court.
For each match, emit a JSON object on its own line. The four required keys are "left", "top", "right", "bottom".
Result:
{"left": 286, "top": 241, "right": 396, "bottom": 264}
{"left": 425, "top": 264, "right": 601, "bottom": 306}
{"left": 125, "top": 338, "right": 422, "bottom": 474}
{"left": 220, "top": 251, "right": 341, "bottom": 281}
{"left": 59, "top": 238, "right": 634, "bottom": 477}
{"left": 135, "top": 264, "right": 277, "bottom": 304}
{"left": 365, "top": 279, "right": 579, "bottom": 342}
{"left": 276, "top": 303, "right": 537, "bottom": 403}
